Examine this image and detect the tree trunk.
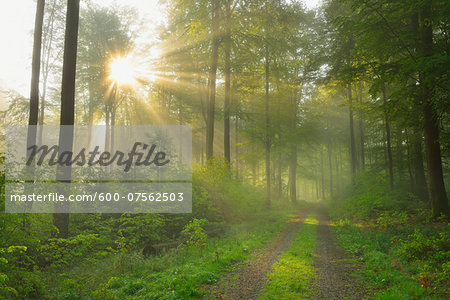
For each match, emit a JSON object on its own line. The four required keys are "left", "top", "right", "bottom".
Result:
{"left": 335, "top": 147, "right": 340, "bottom": 194}
{"left": 289, "top": 144, "right": 297, "bottom": 203}
{"left": 409, "top": 11, "right": 428, "bottom": 202}
{"left": 53, "top": 0, "right": 80, "bottom": 238}
{"left": 358, "top": 82, "right": 365, "bottom": 169}
{"left": 206, "top": 0, "right": 220, "bottom": 160}
{"left": 38, "top": 0, "right": 58, "bottom": 147}
{"left": 382, "top": 83, "right": 394, "bottom": 190}
{"left": 396, "top": 127, "right": 404, "bottom": 184}
{"left": 289, "top": 90, "right": 297, "bottom": 202}
{"left": 348, "top": 83, "right": 357, "bottom": 177}
{"left": 328, "top": 142, "right": 333, "bottom": 198}
{"left": 223, "top": 0, "right": 231, "bottom": 164}
{"left": 252, "top": 158, "right": 256, "bottom": 186}
{"left": 235, "top": 117, "right": 239, "bottom": 177}
{"left": 105, "top": 103, "right": 110, "bottom": 152}
{"left": 321, "top": 150, "right": 325, "bottom": 199}
{"left": 412, "top": 126, "right": 428, "bottom": 201}
{"left": 27, "top": 0, "right": 45, "bottom": 164}
{"left": 419, "top": 4, "right": 449, "bottom": 217}
{"left": 405, "top": 129, "right": 415, "bottom": 193}
{"left": 277, "top": 151, "right": 282, "bottom": 197}
{"left": 264, "top": 45, "right": 271, "bottom": 207}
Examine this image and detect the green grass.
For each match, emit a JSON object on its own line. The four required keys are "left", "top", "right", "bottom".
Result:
{"left": 261, "top": 214, "right": 318, "bottom": 300}
{"left": 42, "top": 210, "right": 294, "bottom": 299}
{"left": 333, "top": 217, "right": 449, "bottom": 299}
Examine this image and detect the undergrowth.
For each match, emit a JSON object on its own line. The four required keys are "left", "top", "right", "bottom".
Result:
{"left": 329, "top": 171, "right": 450, "bottom": 299}
{"left": 0, "top": 159, "right": 301, "bottom": 299}
{"left": 59, "top": 213, "right": 289, "bottom": 299}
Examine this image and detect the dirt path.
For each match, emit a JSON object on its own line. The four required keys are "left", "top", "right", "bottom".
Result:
{"left": 205, "top": 212, "right": 308, "bottom": 299}
{"left": 205, "top": 208, "right": 368, "bottom": 299}
{"left": 312, "top": 207, "right": 369, "bottom": 299}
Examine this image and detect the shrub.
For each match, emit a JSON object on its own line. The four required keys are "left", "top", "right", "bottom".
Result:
{"left": 39, "top": 234, "right": 100, "bottom": 269}
{"left": 179, "top": 218, "right": 208, "bottom": 250}
{"left": 330, "top": 170, "right": 421, "bottom": 221}
{"left": 395, "top": 228, "right": 450, "bottom": 265}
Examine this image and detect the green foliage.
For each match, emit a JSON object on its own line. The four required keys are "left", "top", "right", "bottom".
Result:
{"left": 87, "top": 216, "right": 286, "bottom": 299}
{"left": 118, "top": 214, "right": 165, "bottom": 248}
{"left": 40, "top": 234, "right": 100, "bottom": 269}
{"left": 395, "top": 228, "right": 450, "bottom": 264}
{"left": 375, "top": 211, "right": 408, "bottom": 230}
{"left": 0, "top": 245, "right": 42, "bottom": 298}
{"left": 330, "top": 170, "right": 422, "bottom": 221}
{"left": 0, "top": 158, "right": 281, "bottom": 298}
{"left": 194, "top": 157, "right": 266, "bottom": 222}
{"left": 179, "top": 218, "right": 208, "bottom": 249}
{"left": 332, "top": 203, "right": 450, "bottom": 298}
{"left": 0, "top": 249, "right": 18, "bottom": 299}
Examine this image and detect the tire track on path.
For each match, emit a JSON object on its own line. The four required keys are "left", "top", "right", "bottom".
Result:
{"left": 206, "top": 211, "right": 308, "bottom": 299}
{"left": 312, "top": 207, "right": 369, "bottom": 299}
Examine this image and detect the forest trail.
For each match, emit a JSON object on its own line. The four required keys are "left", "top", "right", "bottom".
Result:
{"left": 312, "top": 207, "right": 369, "bottom": 299}
{"left": 206, "top": 211, "right": 309, "bottom": 299}
{"left": 206, "top": 207, "right": 368, "bottom": 299}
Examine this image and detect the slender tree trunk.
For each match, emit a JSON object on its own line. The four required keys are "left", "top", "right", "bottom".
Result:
{"left": 223, "top": 0, "right": 231, "bottom": 164}
{"left": 412, "top": 126, "right": 428, "bottom": 201}
{"left": 201, "top": 130, "right": 204, "bottom": 165}
{"left": 396, "top": 127, "right": 404, "bottom": 184}
{"left": 27, "top": 0, "right": 45, "bottom": 166}
{"left": 86, "top": 82, "right": 95, "bottom": 149}
{"left": 289, "top": 144, "right": 297, "bottom": 202}
{"left": 358, "top": 82, "right": 365, "bottom": 169}
{"left": 348, "top": 83, "right": 357, "bottom": 178}
{"left": 315, "top": 175, "right": 319, "bottom": 200}
{"left": 277, "top": 151, "right": 282, "bottom": 197}
{"left": 252, "top": 159, "right": 256, "bottom": 186}
{"left": 38, "top": 0, "right": 57, "bottom": 147}
{"left": 409, "top": 11, "right": 428, "bottom": 202}
{"left": 111, "top": 104, "right": 116, "bottom": 155}
{"left": 178, "top": 98, "right": 183, "bottom": 162}
{"left": 405, "top": 129, "right": 416, "bottom": 195}
{"left": 110, "top": 86, "right": 117, "bottom": 158}
{"left": 54, "top": 0, "right": 80, "bottom": 238}
{"left": 105, "top": 104, "right": 110, "bottom": 152}
{"left": 206, "top": 0, "right": 220, "bottom": 160}
{"left": 419, "top": 4, "right": 449, "bottom": 216}
{"left": 38, "top": 81, "right": 46, "bottom": 147}
{"left": 382, "top": 83, "right": 394, "bottom": 190}
{"left": 235, "top": 117, "right": 239, "bottom": 177}
{"left": 328, "top": 142, "right": 333, "bottom": 198}
{"left": 289, "top": 91, "right": 297, "bottom": 202}
{"left": 264, "top": 45, "right": 271, "bottom": 207}
{"left": 321, "top": 150, "right": 325, "bottom": 199}
{"left": 335, "top": 148, "right": 340, "bottom": 194}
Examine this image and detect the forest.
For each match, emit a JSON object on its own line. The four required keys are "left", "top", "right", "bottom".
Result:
{"left": 0, "top": 0, "right": 449, "bottom": 299}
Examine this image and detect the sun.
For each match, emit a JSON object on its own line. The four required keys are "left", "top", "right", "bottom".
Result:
{"left": 109, "top": 56, "right": 136, "bottom": 86}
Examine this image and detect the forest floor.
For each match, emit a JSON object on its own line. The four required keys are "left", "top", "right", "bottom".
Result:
{"left": 205, "top": 207, "right": 369, "bottom": 299}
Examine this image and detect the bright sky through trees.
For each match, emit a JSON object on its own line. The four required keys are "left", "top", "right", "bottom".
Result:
{"left": 0, "top": 0, "right": 320, "bottom": 100}
{"left": 109, "top": 56, "right": 136, "bottom": 86}
{"left": 0, "top": 0, "right": 165, "bottom": 98}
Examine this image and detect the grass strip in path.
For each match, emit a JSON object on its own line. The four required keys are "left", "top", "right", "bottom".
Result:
{"left": 261, "top": 214, "right": 318, "bottom": 300}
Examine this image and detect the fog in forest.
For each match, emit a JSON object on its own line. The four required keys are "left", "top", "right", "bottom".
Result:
{"left": 0, "top": 0, "right": 449, "bottom": 298}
